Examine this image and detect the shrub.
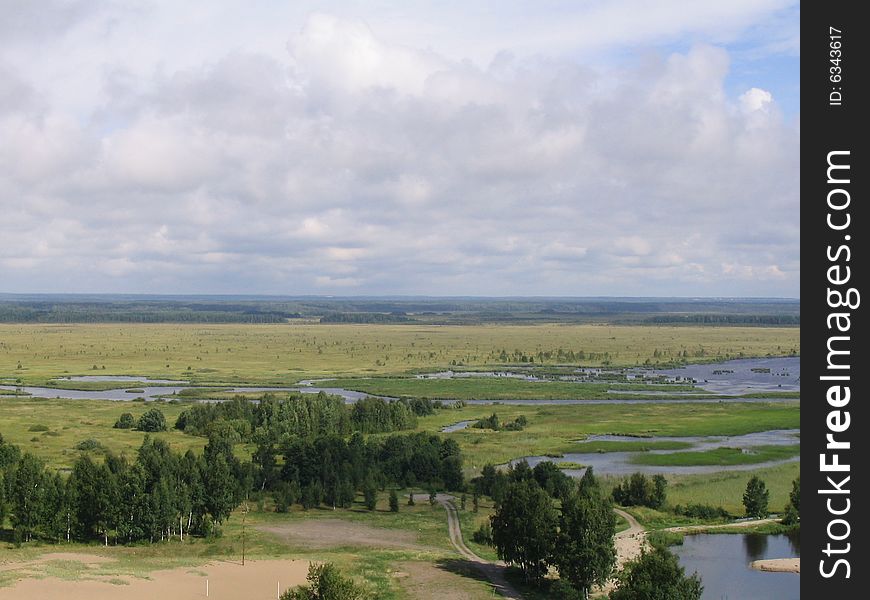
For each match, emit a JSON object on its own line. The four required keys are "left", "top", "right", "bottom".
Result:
{"left": 27, "top": 424, "right": 49, "bottom": 432}
{"left": 76, "top": 439, "right": 104, "bottom": 451}
{"left": 113, "top": 413, "right": 136, "bottom": 429}
{"left": 472, "top": 522, "right": 493, "bottom": 546}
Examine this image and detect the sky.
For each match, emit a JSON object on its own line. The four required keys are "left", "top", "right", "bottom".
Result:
{"left": 0, "top": 0, "right": 800, "bottom": 297}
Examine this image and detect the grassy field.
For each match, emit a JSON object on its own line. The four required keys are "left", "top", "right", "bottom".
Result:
{"left": 1, "top": 323, "right": 800, "bottom": 384}
{"left": 417, "top": 401, "right": 800, "bottom": 468}
{"left": 631, "top": 444, "right": 800, "bottom": 467}
{"left": 325, "top": 377, "right": 701, "bottom": 400}
{"left": 665, "top": 461, "right": 801, "bottom": 515}
{"left": 0, "top": 397, "right": 205, "bottom": 470}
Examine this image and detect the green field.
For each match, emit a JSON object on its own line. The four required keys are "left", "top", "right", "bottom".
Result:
{"left": 326, "top": 377, "right": 700, "bottom": 400}
{"left": 1, "top": 322, "right": 800, "bottom": 384}
{"left": 417, "top": 401, "right": 800, "bottom": 468}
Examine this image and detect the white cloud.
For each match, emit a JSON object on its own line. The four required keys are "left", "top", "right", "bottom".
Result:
{"left": 0, "top": 5, "right": 799, "bottom": 297}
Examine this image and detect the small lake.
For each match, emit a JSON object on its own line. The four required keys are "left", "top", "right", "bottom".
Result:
{"left": 441, "top": 420, "right": 476, "bottom": 432}
{"left": 673, "top": 533, "right": 800, "bottom": 599}
{"left": 511, "top": 429, "right": 799, "bottom": 476}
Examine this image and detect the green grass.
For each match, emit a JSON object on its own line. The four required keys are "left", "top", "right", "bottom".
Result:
{"left": 415, "top": 401, "right": 800, "bottom": 469}
{"left": 631, "top": 444, "right": 800, "bottom": 467}
{"left": 666, "top": 462, "right": 801, "bottom": 515}
{"left": 327, "top": 377, "right": 700, "bottom": 401}
{"left": 0, "top": 396, "right": 206, "bottom": 470}
{"left": 574, "top": 440, "right": 694, "bottom": 453}
{"left": 1, "top": 322, "right": 800, "bottom": 384}
{"left": 555, "top": 461, "right": 586, "bottom": 469}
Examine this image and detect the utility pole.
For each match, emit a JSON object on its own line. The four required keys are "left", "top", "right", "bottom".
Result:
{"left": 241, "top": 501, "right": 250, "bottom": 566}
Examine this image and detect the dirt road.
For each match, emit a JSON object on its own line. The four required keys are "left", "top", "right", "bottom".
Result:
{"left": 414, "top": 493, "right": 523, "bottom": 599}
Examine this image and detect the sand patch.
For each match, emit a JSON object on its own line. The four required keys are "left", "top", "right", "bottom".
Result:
{"left": 751, "top": 558, "right": 800, "bottom": 574}
{"left": 396, "top": 561, "right": 491, "bottom": 600}
{"left": 260, "top": 519, "right": 427, "bottom": 551}
{"left": 0, "top": 558, "right": 309, "bottom": 600}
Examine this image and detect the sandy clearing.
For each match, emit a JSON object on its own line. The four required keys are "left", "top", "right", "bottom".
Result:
{"left": 0, "top": 558, "right": 310, "bottom": 600}
{"left": 259, "top": 519, "right": 428, "bottom": 551}
{"left": 613, "top": 508, "right": 647, "bottom": 569}
{"left": 751, "top": 558, "right": 800, "bottom": 574}
{"left": 395, "top": 561, "right": 492, "bottom": 600}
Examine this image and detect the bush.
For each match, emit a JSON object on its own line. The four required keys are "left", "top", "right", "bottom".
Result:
{"left": 113, "top": 413, "right": 136, "bottom": 429}
{"left": 673, "top": 503, "right": 730, "bottom": 520}
{"left": 27, "top": 424, "right": 50, "bottom": 432}
{"left": 136, "top": 408, "right": 167, "bottom": 432}
{"left": 75, "top": 439, "right": 104, "bottom": 451}
{"left": 472, "top": 522, "right": 493, "bottom": 546}
{"left": 280, "top": 562, "right": 369, "bottom": 600}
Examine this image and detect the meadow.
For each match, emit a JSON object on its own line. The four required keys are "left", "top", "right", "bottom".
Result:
{"left": 1, "top": 322, "right": 800, "bottom": 384}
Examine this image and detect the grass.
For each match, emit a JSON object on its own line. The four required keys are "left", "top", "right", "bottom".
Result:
{"left": 573, "top": 440, "right": 694, "bottom": 453}
{"left": 631, "top": 444, "right": 800, "bottom": 467}
{"left": 415, "top": 401, "right": 800, "bottom": 469}
{"left": 555, "top": 461, "right": 586, "bottom": 469}
{"left": 325, "top": 377, "right": 702, "bottom": 401}
{"left": 1, "top": 323, "right": 800, "bottom": 384}
{"left": 0, "top": 396, "right": 206, "bottom": 470}
{"left": 666, "top": 462, "right": 801, "bottom": 515}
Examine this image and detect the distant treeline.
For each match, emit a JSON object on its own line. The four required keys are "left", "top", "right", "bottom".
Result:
{"left": 0, "top": 295, "right": 799, "bottom": 324}
{"left": 319, "top": 312, "right": 412, "bottom": 324}
{"left": 174, "top": 392, "right": 437, "bottom": 440}
{"left": 635, "top": 314, "right": 800, "bottom": 325}
{"left": 0, "top": 302, "right": 300, "bottom": 324}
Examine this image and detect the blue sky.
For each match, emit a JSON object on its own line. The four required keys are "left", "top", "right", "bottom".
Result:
{"left": 0, "top": 1, "right": 800, "bottom": 297}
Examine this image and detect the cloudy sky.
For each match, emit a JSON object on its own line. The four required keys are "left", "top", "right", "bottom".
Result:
{"left": 0, "top": 0, "right": 799, "bottom": 297}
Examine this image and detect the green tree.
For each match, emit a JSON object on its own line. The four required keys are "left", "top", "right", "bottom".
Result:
{"left": 136, "top": 408, "right": 168, "bottom": 432}
{"left": 203, "top": 453, "right": 235, "bottom": 526}
{"left": 363, "top": 482, "right": 377, "bottom": 511}
{"left": 651, "top": 475, "right": 667, "bottom": 510}
{"left": 789, "top": 476, "right": 800, "bottom": 512}
{"left": 113, "top": 413, "right": 136, "bottom": 429}
{"left": 554, "top": 473, "right": 617, "bottom": 597}
{"left": 742, "top": 476, "right": 769, "bottom": 519}
{"left": 491, "top": 478, "right": 558, "bottom": 583}
{"left": 10, "top": 453, "right": 46, "bottom": 542}
{"left": 610, "top": 547, "right": 702, "bottom": 600}
{"left": 280, "top": 562, "right": 369, "bottom": 600}
{"left": 782, "top": 476, "right": 800, "bottom": 525}
{"left": 389, "top": 489, "right": 399, "bottom": 512}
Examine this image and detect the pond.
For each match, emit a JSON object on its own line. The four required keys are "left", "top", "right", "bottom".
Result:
{"left": 673, "top": 532, "right": 800, "bottom": 599}
{"left": 635, "top": 356, "right": 800, "bottom": 395}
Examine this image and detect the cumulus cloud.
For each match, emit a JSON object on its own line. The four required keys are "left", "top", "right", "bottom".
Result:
{"left": 0, "top": 4, "right": 799, "bottom": 296}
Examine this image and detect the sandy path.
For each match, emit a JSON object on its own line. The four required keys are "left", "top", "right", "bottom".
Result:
{"left": 0, "top": 556, "right": 309, "bottom": 600}
{"left": 414, "top": 493, "right": 523, "bottom": 599}
{"left": 751, "top": 558, "right": 800, "bottom": 574}
{"left": 613, "top": 508, "right": 648, "bottom": 568}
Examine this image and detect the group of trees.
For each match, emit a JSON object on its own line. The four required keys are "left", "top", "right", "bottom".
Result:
{"left": 472, "top": 413, "right": 527, "bottom": 432}
{"left": 611, "top": 473, "right": 667, "bottom": 509}
{"left": 265, "top": 432, "right": 464, "bottom": 510}
{"left": 0, "top": 433, "right": 245, "bottom": 545}
{"left": 174, "top": 393, "right": 430, "bottom": 441}
{"left": 114, "top": 408, "right": 167, "bottom": 432}
{"left": 1, "top": 419, "right": 466, "bottom": 546}
{"left": 486, "top": 462, "right": 615, "bottom": 597}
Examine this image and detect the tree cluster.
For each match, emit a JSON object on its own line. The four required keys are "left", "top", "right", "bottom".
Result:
{"left": 611, "top": 473, "right": 667, "bottom": 509}
{"left": 264, "top": 432, "right": 464, "bottom": 510}
{"left": 488, "top": 463, "right": 616, "bottom": 597}
{"left": 174, "top": 393, "right": 425, "bottom": 441}
{"left": 472, "top": 413, "right": 527, "bottom": 432}
{"left": 1, "top": 433, "right": 245, "bottom": 545}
